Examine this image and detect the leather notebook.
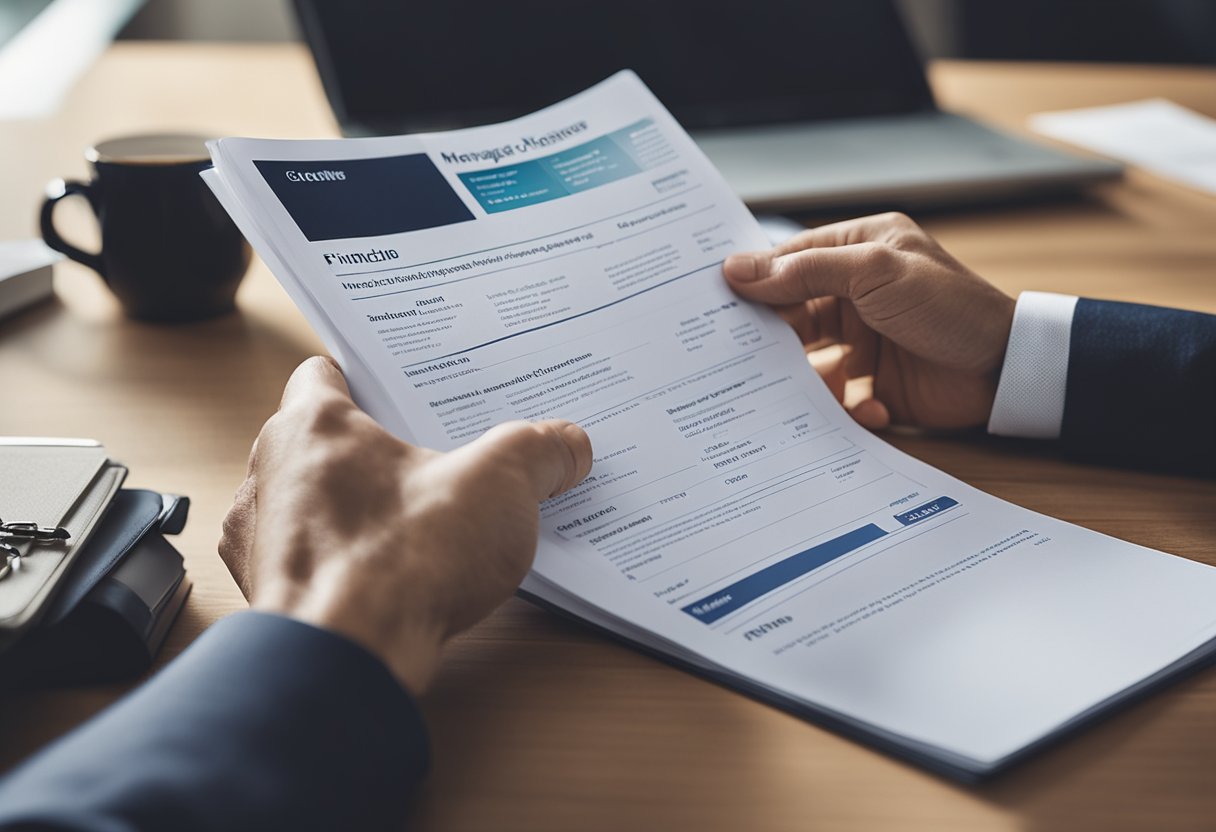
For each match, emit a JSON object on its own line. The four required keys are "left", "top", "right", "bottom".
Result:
{"left": 0, "top": 438, "right": 127, "bottom": 648}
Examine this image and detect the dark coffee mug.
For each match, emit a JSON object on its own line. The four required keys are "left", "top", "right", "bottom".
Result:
{"left": 40, "top": 133, "right": 251, "bottom": 323}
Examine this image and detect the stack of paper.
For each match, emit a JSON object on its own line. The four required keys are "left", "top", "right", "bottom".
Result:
{"left": 0, "top": 240, "right": 58, "bottom": 320}
{"left": 203, "top": 74, "right": 1216, "bottom": 780}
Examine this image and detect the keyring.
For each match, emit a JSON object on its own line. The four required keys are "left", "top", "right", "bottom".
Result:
{"left": 0, "top": 542, "right": 18, "bottom": 581}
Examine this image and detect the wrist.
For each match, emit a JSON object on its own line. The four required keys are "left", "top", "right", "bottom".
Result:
{"left": 982, "top": 293, "right": 1018, "bottom": 416}
{"left": 252, "top": 574, "right": 446, "bottom": 695}
{"left": 983, "top": 292, "right": 1018, "bottom": 374}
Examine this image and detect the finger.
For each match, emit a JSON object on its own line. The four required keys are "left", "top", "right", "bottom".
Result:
{"left": 472, "top": 419, "right": 593, "bottom": 500}
{"left": 848, "top": 398, "right": 891, "bottom": 431}
{"left": 839, "top": 305, "right": 880, "bottom": 378}
{"left": 218, "top": 475, "right": 257, "bottom": 598}
{"left": 724, "top": 242, "right": 885, "bottom": 306}
{"left": 724, "top": 211, "right": 913, "bottom": 294}
{"left": 775, "top": 296, "right": 843, "bottom": 350}
{"left": 279, "top": 355, "right": 353, "bottom": 412}
{"left": 807, "top": 345, "right": 850, "bottom": 403}
{"left": 768, "top": 212, "right": 915, "bottom": 257}
{"left": 245, "top": 432, "right": 260, "bottom": 477}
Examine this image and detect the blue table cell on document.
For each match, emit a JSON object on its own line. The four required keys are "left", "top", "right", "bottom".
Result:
{"left": 681, "top": 523, "right": 889, "bottom": 624}
{"left": 892, "top": 496, "right": 959, "bottom": 526}
{"left": 458, "top": 163, "right": 565, "bottom": 213}
{"left": 536, "top": 135, "right": 642, "bottom": 193}
{"left": 457, "top": 121, "right": 653, "bottom": 213}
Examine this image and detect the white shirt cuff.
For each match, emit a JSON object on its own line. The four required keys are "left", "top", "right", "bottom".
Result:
{"left": 987, "top": 291, "right": 1079, "bottom": 439}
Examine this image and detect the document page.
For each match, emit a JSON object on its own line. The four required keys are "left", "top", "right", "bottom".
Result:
{"left": 208, "top": 73, "right": 1216, "bottom": 772}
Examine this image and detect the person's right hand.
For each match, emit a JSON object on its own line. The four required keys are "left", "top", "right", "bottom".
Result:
{"left": 218, "top": 357, "right": 593, "bottom": 695}
{"left": 724, "top": 212, "right": 1016, "bottom": 430}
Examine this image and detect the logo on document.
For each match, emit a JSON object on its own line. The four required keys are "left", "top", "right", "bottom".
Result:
{"left": 284, "top": 169, "right": 347, "bottom": 183}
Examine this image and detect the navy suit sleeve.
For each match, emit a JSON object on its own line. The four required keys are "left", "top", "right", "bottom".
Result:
{"left": 0, "top": 611, "right": 429, "bottom": 832}
{"left": 1061, "top": 298, "right": 1216, "bottom": 476}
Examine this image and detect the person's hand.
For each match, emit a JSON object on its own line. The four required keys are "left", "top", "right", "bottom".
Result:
{"left": 724, "top": 212, "right": 1015, "bottom": 430}
{"left": 219, "top": 357, "right": 592, "bottom": 694}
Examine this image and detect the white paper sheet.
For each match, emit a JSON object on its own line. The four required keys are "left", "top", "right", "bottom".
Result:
{"left": 1031, "top": 98, "right": 1216, "bottom": 195}
{"left": 205, "top": 74, "right": 1216, "bottom": 771}
{"left": 0, "top": 239, "right": 58, "bottom": 318}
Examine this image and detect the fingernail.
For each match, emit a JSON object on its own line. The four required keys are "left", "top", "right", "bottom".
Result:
{"left": 723, "top": 253, "right": 764, "bottom": 282}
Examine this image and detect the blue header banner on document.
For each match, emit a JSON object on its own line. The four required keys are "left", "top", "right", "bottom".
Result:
{"left": 254, "top": 155, "right": 474, "bottom": 242}
{"left": 457, "top": 118, "right": 676, "bottom": 213}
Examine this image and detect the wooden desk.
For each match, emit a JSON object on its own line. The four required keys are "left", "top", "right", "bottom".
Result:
{"left": 2, "top": 45, "right": 1214, "bottom": 831}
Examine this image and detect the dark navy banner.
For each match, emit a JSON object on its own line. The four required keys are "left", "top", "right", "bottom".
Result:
{"left": 254, "top": 155, "right": 474, "bottom": 242}
{"left": 893, "top": 496, "right": 959, "bottom": 526}
{"left": 682, "top": 523, "right": 889, "bottom": 624}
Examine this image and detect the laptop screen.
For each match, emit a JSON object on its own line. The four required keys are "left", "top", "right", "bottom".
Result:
{"left": 295, "top": 0, "right": 934, "bottom": 134}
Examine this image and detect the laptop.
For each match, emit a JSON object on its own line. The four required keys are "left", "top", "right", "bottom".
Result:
{"left": 293, "top": 0, "right": 1120, "bottom": 212}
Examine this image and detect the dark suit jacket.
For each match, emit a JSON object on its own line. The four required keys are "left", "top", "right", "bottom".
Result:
{"left": 0, "top": 612, "right": 428, "bottom": 831}
{"left": 1061, "top": 299, "right": 1216, "bottom": 476}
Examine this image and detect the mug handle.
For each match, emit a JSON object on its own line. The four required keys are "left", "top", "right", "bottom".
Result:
{"left": 40, "top": 178, "right": 105, "bottom": 279}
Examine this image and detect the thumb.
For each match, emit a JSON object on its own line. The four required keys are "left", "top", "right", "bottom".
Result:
{"left": 279, "top": 355, "right": 353, "bottom": 412}
{"left": 723, "top": 244, "right": 878, "bottom": 305}
{"left": 468, "top": 420, "right": 593, "bottom": 500}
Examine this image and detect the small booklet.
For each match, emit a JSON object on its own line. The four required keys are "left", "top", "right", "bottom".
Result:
{"left": 204, "top": 73, "right": 1216, "bottom": 780}
{"left": 0, "top": 438, "right": 127, "bottom": 647}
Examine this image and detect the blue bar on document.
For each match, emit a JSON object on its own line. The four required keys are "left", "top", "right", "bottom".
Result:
{"left": 681, "top": 523, "right": 888, "bottom": 624}
{"left": 892, "top": 496, "right": 959, "bottom": 526}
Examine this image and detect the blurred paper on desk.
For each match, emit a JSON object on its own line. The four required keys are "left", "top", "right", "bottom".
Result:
{"left": 1031, "top": 99, "right": 1216, "bottom": 195}
{"left": 0, "top": 240, "right": 58, "bottom": 320}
